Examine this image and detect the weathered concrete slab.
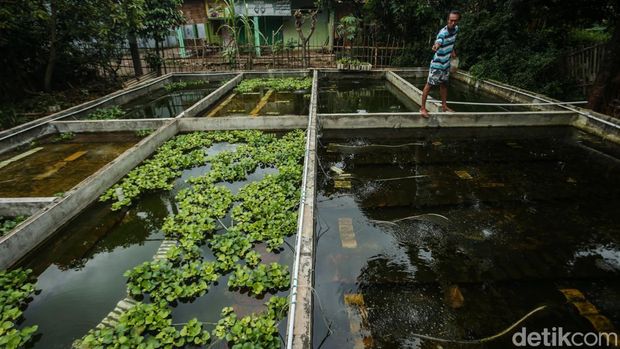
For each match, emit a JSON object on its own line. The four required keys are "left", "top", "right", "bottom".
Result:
{"left": 51, "top": 119, "right": 173, "bottom": 133}
{"left": 242, "top": 70, "right": 311, "bottom": 79}
{"left": 0, "top": 120, "right": 178, "bottom": 269}
{"left": 180, "top": 73, "right": 244, "bottom": 118}
{"left": 289, "top": 70, "right": 318, "bottom": 349}
{"left": 179, "top": 115, "right": 307, "bottom": 132}
{"left": 0, "top": 197, "right": 56, "bottom": 217}
{"left": 318, "top": 111, "right": 576, "bottom": 129}
{"left": 386, "top": 71, "right": 440, "bottom": 112}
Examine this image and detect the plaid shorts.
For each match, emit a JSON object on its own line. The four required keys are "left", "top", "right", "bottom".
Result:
{"left": 427, "top": 68, "right": 450, "bottom": 86}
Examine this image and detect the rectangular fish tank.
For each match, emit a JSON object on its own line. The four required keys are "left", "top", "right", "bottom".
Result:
{"left": 201, "top": 77, "right": 311, "bottom": 117}
{"left": 11, "top": 130, "right": 304, "bottom": 349}
{"left": 0, "top": 132, "right": 142, "bottom": 197}
{"left": 313, "top": 126, "right": 620, "bottom": 348}
{"left": 318, "top": 73, "right": 419, "bottom": 114}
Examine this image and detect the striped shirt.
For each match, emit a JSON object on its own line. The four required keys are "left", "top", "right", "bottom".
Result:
{"left": 430, "top": 25, "right": 459, "bottom": 71}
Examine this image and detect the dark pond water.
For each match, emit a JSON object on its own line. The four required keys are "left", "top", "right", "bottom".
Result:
{"left": 16, "top": 142, "right": 293, "bottom": 349}
{"left": 0, "top": 133, "right": 141, "bottom": 197}
{"left": 406, "top": 76, "right": 529, "bottom": 112}
{"left": 313, "top": 127, "right": 620, "bottom": 348}
{"left": 318, "top": 78, "right": 419, "bottom": 114}
{"left": 120, "top": 81, "right": 223, "bottom": 119}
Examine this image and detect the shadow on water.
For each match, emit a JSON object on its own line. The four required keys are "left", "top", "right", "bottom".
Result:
{"left": 314, "top": 127, "right": 620, "bottom": 348}
{"left": 0, "top": 132, "right": 141, "bottom": 197}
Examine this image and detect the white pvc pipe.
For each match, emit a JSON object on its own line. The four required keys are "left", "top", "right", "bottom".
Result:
{"left": 458, "top": 72, "right": 620, "bottom": 131}
{"left": 286, "top": 69, "right": 317, "bottom": 349}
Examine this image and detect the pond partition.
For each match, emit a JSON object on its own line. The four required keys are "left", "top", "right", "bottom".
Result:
{"left": 312, "top": 126, "right": 620, "bottom": 348}
{"left": 12, "top": 129, "right": 307, "bottom": 349}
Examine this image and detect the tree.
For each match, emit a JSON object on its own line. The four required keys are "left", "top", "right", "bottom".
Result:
{"left": 294, "top": 9, "right": 319, "bottom": 68}
{"left": 139, "top": 0, "right": 185, "bottom": 75}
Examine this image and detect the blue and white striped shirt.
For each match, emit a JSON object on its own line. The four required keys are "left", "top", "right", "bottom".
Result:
{"left": 430, "top": 25, "right": 459, "bottom": 71}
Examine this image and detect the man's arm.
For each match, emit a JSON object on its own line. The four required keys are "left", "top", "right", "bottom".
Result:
{"left": 451, "top": 48, "right": 457, "bottom": 58}
{"left": 432, "top": 31, "right": 443, "bottom": 52}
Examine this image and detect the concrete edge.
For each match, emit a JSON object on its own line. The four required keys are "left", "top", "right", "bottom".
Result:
{"left": 50, "top": 119, "right": 174, "bottom": 133}
{"left": 290, "top": 69, "right": 318, "bottom": 349}
{"left": 0, "top": 123, "right": 57, "bottom": 156}
{"left": 0, "top": 120, "right": 179, "bottom": 269}
{"left": 178, "top": 115, "right": 308, "bottom": 132}
{"left": 571, "top": 114, "right": 620, "bottom": 144}
{"left": 180, "top": 73, "right": 244, "bottom": 118}
{"left": 318, "top": 111, "right": 576, "bottom": 129}
{"left": 0, "top": 197, "right": 57, "bottom": 217}
{"left": 386, "top": 71, "right": 441, "bottom": 112}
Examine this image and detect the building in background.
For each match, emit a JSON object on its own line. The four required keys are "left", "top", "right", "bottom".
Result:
{"left": 180, "top": 0, "right": 336, "bottom": 53}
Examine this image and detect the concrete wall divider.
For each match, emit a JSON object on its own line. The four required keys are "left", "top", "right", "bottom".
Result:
{"left": 386, "top": 71, "right": 441, "bottom": 112}
{"left": 0, "top": 198, "right": 57, "bottom": 217}
{"left": 179, "top": 115, "right": 307, "bottom": 132}
{"left": 318, "top": 111, "right": 576, "bottom": 129}
{"left": 51, "top": 119, "right": 174, "bottom": 134}
{"left": 289, "top": 69, "right": 318, "bottom": 349}
{"left": 180, "top": 73, "right": 244, "bottom": 118}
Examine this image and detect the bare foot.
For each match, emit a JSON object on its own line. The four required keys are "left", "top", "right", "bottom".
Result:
{"left": 420, "top": 108, "right": 430, "bottom": 118}
{"left": 442, "top": 106, "right": 455, "bottom": 112}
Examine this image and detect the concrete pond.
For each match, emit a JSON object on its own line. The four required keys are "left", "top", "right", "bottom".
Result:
{"left": 0, "top": 68, "right": 619, "bottom": 349}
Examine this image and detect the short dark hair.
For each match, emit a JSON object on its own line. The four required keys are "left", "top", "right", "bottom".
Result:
{"left": 449, "top": 10, "right": 461, "bottom": 19}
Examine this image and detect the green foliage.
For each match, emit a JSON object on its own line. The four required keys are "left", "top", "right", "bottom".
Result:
{"left": 337, "top": 57, "right": 363, "bottom": 65}
{"left": 125, "top": 260, "right": 219, "bottom": 302}
{"left": 0, "top": 216, "right": 28, "bottom": 237}
{"left": 100, "top": 130, "right": 270, "bottom": 210}
{"left": 162, "top": 185, "right": 234, "bottom": 241}
{"left": 228, "top": 263, "right": 290, "bottom": 295}
{"left": 210, "top": 228, "right": 253, "bottom": 272}
{"left": 135, "top": 129, "right": 153, "bottom": 137}
{"left": 139, "top": 0, "right": 185, "bottom": 43}
{"left": 235, "top": 77, "right": 313, "bottom": 93}
{"left": 87, "top": 106, "right": 126, "bottom": 120}
{"left": 568, "top": 27, "right": 612, "bottom": 45}
{"left": 213, "top": 298, "right": 288, "bottom": 349}
{"left": 53, "top": 131, "right": 75, "bottom": 142}
{"left": 0, "top": 268, "right": 38, "bottom": 348}
{"left": 163, "top": 80, "right": 210, "bottom": 92}
{"left": 336, "top": 15, "right": 361, "bottom": 42}
{"left": 77, "top": 302, "right": 211, "bottom": 348}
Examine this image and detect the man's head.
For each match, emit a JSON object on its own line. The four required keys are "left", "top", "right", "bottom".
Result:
{"left": 447, "top": 10, "right": 460, "bottom": 30}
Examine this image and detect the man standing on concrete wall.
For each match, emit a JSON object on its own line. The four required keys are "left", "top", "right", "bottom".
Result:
{"left": 420, "top": 10, "right": 461, "bottom": 118}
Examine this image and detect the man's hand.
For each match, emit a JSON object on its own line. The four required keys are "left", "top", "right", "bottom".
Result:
{"left": 451, "top": 49, "right": 457, "bottom": 58}
{"left": 432, "top": 43, "right": 440, "bottom": 52}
